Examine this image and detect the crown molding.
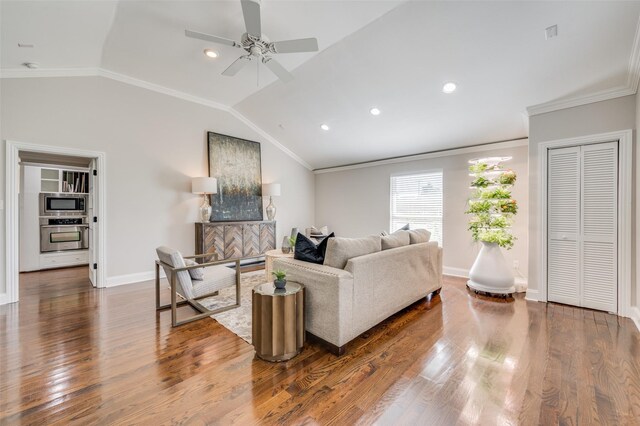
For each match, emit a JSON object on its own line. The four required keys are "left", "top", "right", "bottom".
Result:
{"left": 313, "top": 138, "right": 528, "bottom": 174}
{"left": 228, "top": 109, "right": 312, "bottom": 170}
{"left": 527, "top": 16, "right": 640, "bottom": 117}
{"left": 526, "top": 85, "right": 635, "bottom": 117}
{"left": 627, "top": 15, "right": 640, "bottom": 92}
{"left": 0, "top": 67, "right": 313, "bottom": 170}
{"left": 96, "top": 69, "right": 230, "bottom": 111}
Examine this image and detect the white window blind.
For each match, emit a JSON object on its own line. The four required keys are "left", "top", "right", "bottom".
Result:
{"left": 390, "top": 171, "right": 443, "bottom": 244}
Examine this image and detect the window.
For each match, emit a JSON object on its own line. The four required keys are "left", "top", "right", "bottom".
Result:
{"left": 390, "top": 170, "right": 443, "bottom": 244}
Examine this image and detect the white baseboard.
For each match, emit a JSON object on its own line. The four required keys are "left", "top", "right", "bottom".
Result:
{"left": 443, "top": 266, "right": 469, "bottom": 278}
{"left": 630, "top": 306, "right": 640, "bottom": 332}
{"left": 106, "top": 270, "right": 165, "bottom": 288}
{"left": 525, "top": 289, "right": 539, "bottom": 302}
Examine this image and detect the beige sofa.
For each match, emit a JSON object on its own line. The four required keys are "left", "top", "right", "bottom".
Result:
{"left": 273, "top": 233, "right": 442, "bottom": 355}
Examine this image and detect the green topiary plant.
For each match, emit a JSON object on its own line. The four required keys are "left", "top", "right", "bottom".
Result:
{"left": 466, "top": 159, "right": 517, "bottom": 249}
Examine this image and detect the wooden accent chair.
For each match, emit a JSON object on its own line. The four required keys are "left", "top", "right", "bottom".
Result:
{"left": 155, "top": 246, "right": 241, "bottom": 327}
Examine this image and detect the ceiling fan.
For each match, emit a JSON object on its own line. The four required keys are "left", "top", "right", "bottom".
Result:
{"left": 185, "top": 0, "right": 319, "bottom": 83}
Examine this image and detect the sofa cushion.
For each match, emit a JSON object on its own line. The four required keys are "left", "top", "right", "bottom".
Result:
{"left": 381, "top": 223, "right": 409, "bottom": 236}
{"left": 381, "top": 230, "right": 410, "bottom": 250}
{"left": 294, "top": 232, "right": 334, "bottom": 264}
{"left": 408, "top": 229, "right": 431, "bottom": 244}
{"left": 324, "top": 236, "right": 382, "bottom": 269}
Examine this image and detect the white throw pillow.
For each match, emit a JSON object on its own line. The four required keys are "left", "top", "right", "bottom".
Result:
{"left": 381, "top": 230, "right": 410, "bottom": 250}
{"left": 408, "top": 229, "right": 431, "bottom": 244}
{"left": 309, "top": 225, "right": 329, "bottom": 236}
{"left": 323, "top": 236, "right": 382, "bottom": 269}
{"left": 184, "top": 258, "right": 204, "bottom": 280}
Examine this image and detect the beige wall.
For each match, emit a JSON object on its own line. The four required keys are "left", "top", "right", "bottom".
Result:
{"left": 527, "top": 95, "right": 637, "bottom": 304}
{"left": 315, "top": 143, "right": 529, "bottom": 279}
{"left": 0, "top": 76, "right": 315, "bottom": 294}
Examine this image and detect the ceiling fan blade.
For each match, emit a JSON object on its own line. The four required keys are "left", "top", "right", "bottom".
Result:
{"left": 185, "top": 29, "right": 239, "bottom": 47}
{"left": 262, "top": 57, "right": 293, "bottom": 83}
{"left": 241, "top": 0, "right": 262, "bottom": 37}
{"left": 271, "top": 38, "right": 319, "bottom": 54}
{"left": 222, "top": 55, "right": 252, "bottom": 76}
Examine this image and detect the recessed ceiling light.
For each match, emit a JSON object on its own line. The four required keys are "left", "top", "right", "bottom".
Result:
{"left": 204, "top": 49, "right": 218, "bottom": 58}
{"left": 320, "top": 124, "right": 330, "bottom": 131}
{"left": 442, "top": 82, "right": 457, "bottom": 94}
{"left": 370, "top": 107, "right": 381, "bottom": 116}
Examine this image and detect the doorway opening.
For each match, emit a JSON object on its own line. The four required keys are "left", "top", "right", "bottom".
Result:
{"left": 5, "top": 140, "right": 107, "bottom": 304}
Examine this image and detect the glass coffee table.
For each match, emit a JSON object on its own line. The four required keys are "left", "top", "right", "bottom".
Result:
{"left": 252, "top": 282, "right": 305, "bottom": 362}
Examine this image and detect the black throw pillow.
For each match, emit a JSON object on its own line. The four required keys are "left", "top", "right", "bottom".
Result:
{"left": 294, "top": 232, "right": 335, "bottom": 264}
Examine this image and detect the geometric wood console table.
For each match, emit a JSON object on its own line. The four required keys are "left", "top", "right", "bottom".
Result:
{"left": 195, "top": 221, "right": 276, "bottom": 261}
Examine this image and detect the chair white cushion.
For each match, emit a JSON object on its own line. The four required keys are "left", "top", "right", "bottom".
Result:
{"left": 184, "top": 259, "right": 204, "bottom": 280}
{"left": 156, "top": 246, "right": 237, "bottom": 300}
{"left": 192, "top": 266, "right": 237, "bottom": 298}
{"left": 156, "top": 246, "right": 194, "bottom": 299}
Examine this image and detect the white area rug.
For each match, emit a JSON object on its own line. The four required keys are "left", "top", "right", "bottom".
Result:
{"left": 200, "top": 270, "right": 266, "bottom": 344}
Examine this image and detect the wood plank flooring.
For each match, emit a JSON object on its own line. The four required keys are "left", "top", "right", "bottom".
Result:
{"left": 1, "top": 266, "right": 640, "bottom": 425}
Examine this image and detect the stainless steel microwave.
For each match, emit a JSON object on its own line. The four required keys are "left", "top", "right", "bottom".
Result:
{"left": 39, "top": 193, "right": 87, "bottom": 216}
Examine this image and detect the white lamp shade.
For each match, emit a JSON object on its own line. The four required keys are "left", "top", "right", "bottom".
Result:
{"left": 192, "top": 177, "right": 217, "bottom": 194}
{"left": 262, "top": 183, "right": 281, "bottom": 197}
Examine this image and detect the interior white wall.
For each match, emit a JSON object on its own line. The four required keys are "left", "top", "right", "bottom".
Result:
{"left": 636, "top": 93, "right": 640, "bottom": 310}
{"left": 528, "top": 95, "right": 637, "bottom": 303}
{"left": 314, "top": 143, "right": 529, "bottom": 279}
{"left": 0, "top": 76, "right": 315, "bottom": 293}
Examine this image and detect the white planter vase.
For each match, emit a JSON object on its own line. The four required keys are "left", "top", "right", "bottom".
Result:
{"left": 467, "top": 242, "right": 515, "bottom": 295}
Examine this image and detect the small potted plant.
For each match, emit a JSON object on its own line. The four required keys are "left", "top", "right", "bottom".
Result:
{"left": 281, "top": 235, "right": 297, "bottom": 254}
{"left": 272, "top": 269, "right": 287, "bottom": 289}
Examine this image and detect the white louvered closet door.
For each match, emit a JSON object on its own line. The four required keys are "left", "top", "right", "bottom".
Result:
{"left": 547, "top": 147, "right": 581, "bottom": 306}
{"left": 581, "top": 142, "right": 617, "bottom": 312}
{"left": 547, "top": 142, "right": 618, "bottom": 313}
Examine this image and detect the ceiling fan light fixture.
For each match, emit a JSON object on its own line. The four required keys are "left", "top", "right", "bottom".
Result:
{"left": 204, "top": 49, "right": 219, "bottom": 58}
{"left": 442, "top": 82, "right": 457, "bottom": 93}
{"left": 320, "top": 124, "right": 330, "bottom": 131}
{"left": 186, "top": 0, "right": 318, "bottom": 83}
{"left": 370, "top": 107, "right": 381, "bottom": 116}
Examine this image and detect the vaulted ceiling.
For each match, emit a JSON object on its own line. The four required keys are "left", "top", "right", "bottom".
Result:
{"left": 2, "top": 1, "right": 640, "bottom": 169}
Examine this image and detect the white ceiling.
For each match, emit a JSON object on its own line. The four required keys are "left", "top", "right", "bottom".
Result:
{"left": 101, "top": 0, "right": 401, "bottom": 106}
{"left": 0, "top": 1, "right": 118, "bottom": 69}
{"left": 2, "top": 1, "right": 640, "bottom": 169}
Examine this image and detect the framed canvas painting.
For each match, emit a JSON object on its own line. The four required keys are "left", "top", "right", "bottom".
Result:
{"left": 207, "top": 132, "right": 263, "bottom": 221}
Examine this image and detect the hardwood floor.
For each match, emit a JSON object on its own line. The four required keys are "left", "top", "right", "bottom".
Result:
{"left": 2, "top": 267, "right": 640, "bottom": 425}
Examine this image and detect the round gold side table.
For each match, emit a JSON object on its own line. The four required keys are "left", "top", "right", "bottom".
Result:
{"left": 252, "top": 282, "right": 305, "bottom": 362}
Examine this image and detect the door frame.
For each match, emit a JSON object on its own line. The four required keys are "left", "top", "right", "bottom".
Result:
{"left": 4, "top": 140, "right": 107, "bottom": 304}
{"left": 537, "top": 130, "right": 632, "bottom": 317}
